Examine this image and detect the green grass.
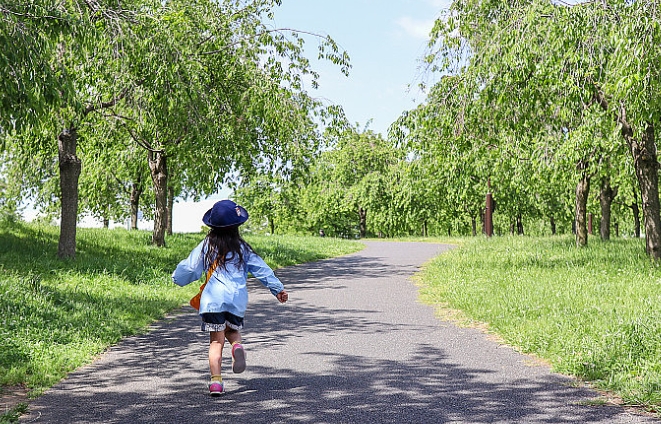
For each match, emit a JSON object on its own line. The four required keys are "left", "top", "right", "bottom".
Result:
{"left": 9, "top": 224, "right": 659, "bottom": 411}
{"left": 0, "top": 222, "right": 363, "bottom": 394}
{"left": 363, "top": 235, "right": 465, "bottom": 245}
{"left": 0, "top": 403, "right": 27, "bottom": 424}
{"left": 418, "top": 235, "right": 661, "bottom": 411}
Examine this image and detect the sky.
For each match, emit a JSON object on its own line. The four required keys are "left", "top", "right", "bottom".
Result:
{"left": 24, "top": 0, "right": 452, "bottom": 233}
{"left": 270, "top": 0, "right": 450, "bottom": 135}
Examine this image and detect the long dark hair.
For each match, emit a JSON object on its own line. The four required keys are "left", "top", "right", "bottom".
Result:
{"left": 202, "top": 226, "right": 254, "bottom": 272}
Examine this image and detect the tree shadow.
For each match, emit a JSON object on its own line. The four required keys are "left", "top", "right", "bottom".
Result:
{"left": 0, "top": 223, "right": 184, "bottom": 284}
{"left": 19, "top": 240, "right": 656, "bottom": 423}
{"left": 22, "top": 310, "right": 654, "bottom": 423}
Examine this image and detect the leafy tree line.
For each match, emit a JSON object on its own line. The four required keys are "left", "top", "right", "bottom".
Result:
{"left": 5, "top": 0, "right": 657, "bottom": 260}
{"left": 0, "top": 0, "right": 349, "bottom": 258}
{"left": 415, "top": 0, "right": 661, "bottom": 257}
{"left": 236, "top": 0, "right": 658, "bottom": 257}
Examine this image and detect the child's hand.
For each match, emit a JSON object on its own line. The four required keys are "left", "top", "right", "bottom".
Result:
{"left": 276, "top": 290, "right": 288, "bottom": 303}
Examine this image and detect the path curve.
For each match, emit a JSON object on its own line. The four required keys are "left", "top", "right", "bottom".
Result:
{"left": 21, "top": 241, "right": 657, "bottom": 423}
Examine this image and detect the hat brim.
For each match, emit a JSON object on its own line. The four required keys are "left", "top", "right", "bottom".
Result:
{"left": 202, "top": 205, "right": 249, "bottom": 228}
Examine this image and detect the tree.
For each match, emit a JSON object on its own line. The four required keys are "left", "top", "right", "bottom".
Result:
{"left": 423, "top": 0, "right": 661, "bottom": 256}
{"left": 110, "top": 0, "right": 349, "bottom": 246}
{"left": 319, "top": 126, "right": 400, "bottom": 238}
{"left": 46, "top": 0, "right": 138, "bottom": 258}
{"left": 0, "top": 1, "right": 67, "bottom": 131}
{"left": 3, "top": 0, "right": 349, "bottom": 253}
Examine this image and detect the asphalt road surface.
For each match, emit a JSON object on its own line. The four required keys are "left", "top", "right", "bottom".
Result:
{"left": 21, "top": 241, "right": 659, "bottom": 423}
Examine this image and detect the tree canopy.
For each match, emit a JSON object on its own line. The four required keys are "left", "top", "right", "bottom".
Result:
{"left": 2, "top": 0, "right": 659, "bottom": 261}
{"left": 1, "top": 0, "right": 350, "bottom": 256}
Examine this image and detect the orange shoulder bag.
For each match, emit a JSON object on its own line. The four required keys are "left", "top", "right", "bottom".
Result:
{"left": 189, "top": 261, "right": 219, "bottom": 311}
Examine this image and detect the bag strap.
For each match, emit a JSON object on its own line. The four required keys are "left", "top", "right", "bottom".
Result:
{"left": 205, "top": 259, "right": 219, "bottom": 284}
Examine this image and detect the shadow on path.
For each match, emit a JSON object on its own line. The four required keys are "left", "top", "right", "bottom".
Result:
{"left": 21, "top": 311, "right": 646, "bottom": 424}
{"left": 21, "top": 242, "right": 657, "bottom": 424}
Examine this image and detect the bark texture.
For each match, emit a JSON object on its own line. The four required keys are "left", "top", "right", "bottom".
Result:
{"left": 597, "top": 91, "right": 661, "bottom": 259}
{"left": 623, "top": 122, "right": 661, "bottom": 258}
{"left": 57, "top": 128, "right": 81, "bottom": 259}
{"left": 167, "top": 185, "right": 174, "bottom": 236}
{"left": 550, "top": 216, "right": 556, "bottom": 235}
{"left": 632, "top": 202, "right": 641, "bottom": 238}
{"left": 599, "top": 177, "right": 618, "bottom": 241}
{"left": 358, "top": 207, "right": 367, "bottom": 239}
{"left": 575, "top": 171, "right": 590, "bottom": 247}
{"left": 148, "top": 151, "right": 168, "bottom": 247}
{"left": 129, "top": 172, "right": 143, "bottom": 230}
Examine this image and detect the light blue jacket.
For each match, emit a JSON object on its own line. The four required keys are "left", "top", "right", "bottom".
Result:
{"left": 172, "top": 240, "right": 284, "bottom": 317}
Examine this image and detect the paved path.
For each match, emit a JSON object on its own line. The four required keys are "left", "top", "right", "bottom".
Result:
{"left": 22, "top": 241, "right": 657, "bottom": 423}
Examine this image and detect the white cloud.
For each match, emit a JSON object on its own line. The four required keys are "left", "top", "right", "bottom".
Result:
{"left": 395, "top": 16, "right": 435, "bottom": 40}
{"left": 426, "top": 0, "right": 452, "bottom": 9}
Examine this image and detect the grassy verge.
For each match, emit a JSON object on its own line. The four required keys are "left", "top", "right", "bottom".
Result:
{"left": 0, "top": 403, "right": 27, "bottom": 424}
{"left": 363, "top": 236, "right": 465, "bottom": 245}
{"left": 0, "top": 222, "right": 363, "bottom": 396}
{"left": 418, "top": 235, "right": 661, "bottom": 411}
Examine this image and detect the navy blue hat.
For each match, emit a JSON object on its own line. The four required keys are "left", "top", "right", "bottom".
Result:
{"left": 202, "top": 200, "right": 249, "bottom": 228}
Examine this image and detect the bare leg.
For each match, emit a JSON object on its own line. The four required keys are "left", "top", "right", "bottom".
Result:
{"left": 225, "top": 328, "right": 246, "bottom": 373}
{"left": 224, "top": 328, "right": 242, "bottom": 345}
{"left": 209, "top": 330, "right": 225, "bottom": 377}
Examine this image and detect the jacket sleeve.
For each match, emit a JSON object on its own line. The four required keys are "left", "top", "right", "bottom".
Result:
{"left": 171, "top": 241, "right": 205, "bottom": 286}
{"left": 246, "top": 250, "right": 284, "bottom": 296}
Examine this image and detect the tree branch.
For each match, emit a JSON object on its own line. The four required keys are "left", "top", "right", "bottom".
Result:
{"left": 123, "top": 124, "right": 164, "bottom": 154}
{"left": 113, "top": 175, "right": 130, "bottom": 195}
{"left": 198, "top": 28, "right": 327, "bottom": 56}
{"left": 80, "top": 0, "right": 139, "bottom": 24}
{"left": 0, "top": 6, "right": 66, "bottom": 21}
{"left": 84, "top": 87, "right": 130, "bottom": 116}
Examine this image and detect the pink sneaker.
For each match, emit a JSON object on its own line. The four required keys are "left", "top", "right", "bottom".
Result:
{"left": 208, "top": 381, "right": 224, "bottom": 396}
{"left": 232, "top": 343, "right": 246, "bottom": 374}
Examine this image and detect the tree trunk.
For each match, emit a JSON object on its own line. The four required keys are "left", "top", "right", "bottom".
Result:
{"left": 167, "top": 185, "right": 174, "bottom": 236}
{"left": 148, "top": 151, "right": 168, "bottom": 247}
{"left": 516, "top": 215, "right": 524, "bottom": 235}
{"left": 599, "top": 177, "right": 618, "bottom": 241}
{"left": 57, "top": 127, "right": 81, "bottom": 259}
{"left": 102, "top": 204, "right": 110, "bottom": 229}
{"left": 471, "top": 215, "right": 477, "bottom": 236}
{"left": 358, "top": 207, "right": 367, "bottom": 239}
{"left": 575, "top": 171, "right": 590, "bottom": 247}
{"left": 129, "top": 173, "right": 143, "bottom": 230}
{"left": 624, "top": 123, "right": 661, "bottom": 258}
{"left": 269, "top": 217, "right": 275, "bottom": 235}
{"left": 597, "top": 94, "right": 661, "bottom": 257}
{"left": 632, "top": 202, "right": 641, "bottom": 238}
{"left": 550, "top": 215, "right": 556, "bottom": 235}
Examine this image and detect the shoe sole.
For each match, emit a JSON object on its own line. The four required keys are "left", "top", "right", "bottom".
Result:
{"left": 232, "top": 347, "right": 246, "bottom": 374}
{"left": 209, "top": 382, "right": 224, "bottom": 396}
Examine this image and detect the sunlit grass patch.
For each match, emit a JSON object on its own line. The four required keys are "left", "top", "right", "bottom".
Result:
{"left": 418, "top": 235, "right": 661, "bottom": 410}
